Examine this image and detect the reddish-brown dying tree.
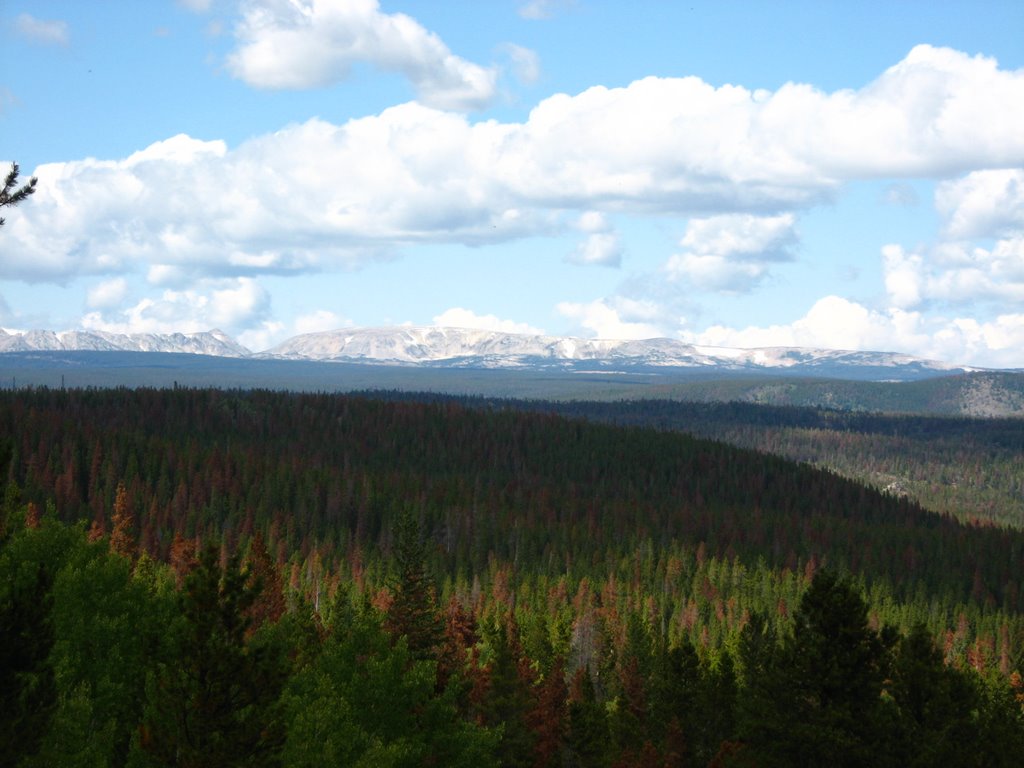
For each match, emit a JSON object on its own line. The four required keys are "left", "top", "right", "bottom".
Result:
{"left": 245, "top": 530, "right": 286, "bottom": 634}
{"left": 109, "top": 482, "right": 135, "bottom": 559}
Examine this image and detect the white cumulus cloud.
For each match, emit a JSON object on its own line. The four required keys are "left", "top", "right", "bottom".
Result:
{"left": 568, "top": 232, "right": 623, "bottom": 267}
{"left": 6, "top": 44, "right": 1024, "bottom": 363}
{"left": 566, "top": 212, "right": 623, "bottom": 267}
{"left": 86, "top": 278, "right": 129, "bottom": 310}
{"left": 664, "top": 213, "right": 797, "bottom": 292}
{"left": 556, "top": 298, "right": 664, "bottom": 340}
{"left": 226, "top": 0, "right": 497, "bottom": 111}
{"left": 883, "top": 239, "right": 1024, "bottom": 309}
{"left": 882, "top": 168, "right": 1024, "bottom": 311}
{"left": 684, "top": 295, "right": 1024, "bottom": 369}
{"left": 294, "top": 309, "right": 348, "bottom": 334}
{"left": 433, "top": 307, "right": 544, "bottom": 335}
{"left": 936, "top": 168, "right": 1024, "bottom": 240}
{"left": 80, "top": 278, "right": 271, "bottom": 336}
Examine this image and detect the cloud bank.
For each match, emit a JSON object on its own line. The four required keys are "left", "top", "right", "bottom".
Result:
{"left": 5, "top": 44, "right": 1023, "bottom": 366}
{"left": 9, "top": 46, "right": 1022, "bottom": 279}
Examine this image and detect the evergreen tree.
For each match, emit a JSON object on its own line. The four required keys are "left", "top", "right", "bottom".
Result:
{"left": 975, "top": 672, "right": 1024, "bottom": 766}
{"left": 385, "top": 510, "right": 443, "bottom": 662}
{"left": 609, "top": 612, "right": 654, "bottom": 758}
{"left": 888, "top": 622, "right": 982, "bottom": 766}
{"left": 0, "top": 519, "right": 85, "bottom": 767}
{"left": 109, "top": 481, "right": 135, "bottom": 559}
{"left": 738, "top": 571, "right": 894, "bottom": 767}
{"left": 481, "top": 616, "right": 537, "bottom": 768}
{"left": 702, "top": 650, "right": 738, "bottom": 763}
{"left": 527, "top": 657, "right": 568, "bottom": 768}
{"left": 282, "top": 592, "right": 497, "bottom": 768}
{"left": 649, "top": 639, "right": 700, "bottom": 754}
{"left": 33, "top": 537, "right": 175, "bottom": 768}
{"left": 566, "top": 667, "right": 611, "bottom": 768}
{"left": 245, "top": 530, "right": 285, "bottom": 634}
{"left": 141, "top": 543, "right": 287, "bottom": 767}
{"left": 0, "top": 162, "right": 37, "bottom": 228}
{"left": 0, "top": 561, "right": 56, "bottom": 767}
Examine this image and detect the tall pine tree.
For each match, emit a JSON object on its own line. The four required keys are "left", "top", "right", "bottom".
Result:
{"left": 385, "top": 510, "right": 443, "bottom": 663}
{"left": 141, "top": 543, "right": 286, "bottom": 767}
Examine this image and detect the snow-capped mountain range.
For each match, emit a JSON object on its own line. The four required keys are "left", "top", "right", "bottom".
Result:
{"left": 0, "top": 325, "right": 978, "bottom": 379}
{"left": 0, "top": 328, "right": 251, "bottom": 358}
{"left": 262, "top": 326, "right": 973, "bottom": 375}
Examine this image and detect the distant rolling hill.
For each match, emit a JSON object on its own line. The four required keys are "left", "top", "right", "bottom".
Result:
{"left": 0, "top": 348, "right": 1022, "bottom": 417}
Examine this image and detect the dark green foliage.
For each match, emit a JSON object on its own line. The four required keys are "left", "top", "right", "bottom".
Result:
{"left": 0, "top": 517, "right": 1019, "bottom": 766}
{"left": 541, "top": 397, "right": 1024, "bottom": 527}
{"left": 976, "top": 675, "right": 1024, "bottom": 767}
{"left": 888, "top": 623, "right": 984, "bottom": 766}
{"left": 737, "top": 571, "right": 892, "bottom": 767}
{"left": 0, "top": 519, "right": 89, "bottom": 767}
{"left": 566, "top": 668, "right": 610, "bottom": 768}
{"left": 608, "top": 613, "right": 653, "bottom": 758}
{"left": 0, "top": 437, "right": 15, "bottom": 542}
{"left": 650, "top": 637, "right": 737, "bottom": 766}
{"left": 385, "top": 510, "right": 443, "bottom": 662}
{"left": 479, "top": 616, "right": 537, "bottom": 768}
{"left": 36, "top": 540, "right": 175, "bottom": 767}
{"left": 0, "top": 561, "right": 55, "bottom": 767}
{"left": 141, "top": 543, "right": 287, "bottom": 767}
{"left": 0, "top": 162, "right": 37, "bottom": 228}
{"left": 282, "top": 591, "right": 497, "bottom": 767}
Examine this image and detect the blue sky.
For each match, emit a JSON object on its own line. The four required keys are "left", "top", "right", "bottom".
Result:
{"left": 2, "top": 0, "right": 1023, "bottom": 366}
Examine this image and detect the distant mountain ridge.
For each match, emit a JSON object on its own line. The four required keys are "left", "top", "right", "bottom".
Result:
{"left": 262, "top": 326, "right": 974, "bottom": 379}
{"left": 0, "top": 325, "right": 987, "bottom": 381}
{"left": 0, "top": 328, "right": 249, "bottom": 358}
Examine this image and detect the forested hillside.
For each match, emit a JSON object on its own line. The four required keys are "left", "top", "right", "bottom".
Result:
{"left": 2, "top": 387, "right": 1023, "bottom": 766}
{"left": 526, "top": 399, "right": 1024, "bottom": 529}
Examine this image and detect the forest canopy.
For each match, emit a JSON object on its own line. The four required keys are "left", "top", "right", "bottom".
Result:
{"left": 1, "top": 386, "right": 1022, "bottom": 765}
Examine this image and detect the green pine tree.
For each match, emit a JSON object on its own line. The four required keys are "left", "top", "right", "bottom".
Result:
{"left": 141, "top": 543, "right": 287, "bottom": 767}
{"left": 737, "top": 571, "right": 895, "bottom": 768}
{"left": 385, "top": 510, "right": 443, "bottom": 662}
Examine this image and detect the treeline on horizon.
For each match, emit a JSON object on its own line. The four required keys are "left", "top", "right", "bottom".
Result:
{"left": 2, "top": 385, "right": 1024, "bottom": 765}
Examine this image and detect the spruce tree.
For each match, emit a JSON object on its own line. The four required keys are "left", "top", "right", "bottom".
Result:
{"left": 481, "top": 616, "right": 537, "bottom": 768}
{"left": 141, "top": 543, "right": 286, "bottom": 767}
{"left": 385, "top": 510, "right": 443, "bottom": 662}
{"left": 738, "top": 571, "right": 894, "bottom": 767}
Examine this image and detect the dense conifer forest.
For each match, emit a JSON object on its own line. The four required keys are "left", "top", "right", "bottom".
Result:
{"left": 2, "top": 387, "right": 1023, "bottom": 766}
{"left": 508, "top": 398, "right": 1024, "bottom": 529}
